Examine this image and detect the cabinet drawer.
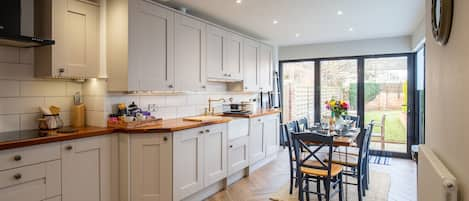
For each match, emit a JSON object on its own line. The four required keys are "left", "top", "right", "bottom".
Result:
{"left": 0, "top": 160, "right": 61, "bottom": 199}
{"left": 228, "top": 118, "right": 249, "bottom": 140}
{"left": 0, "top": 143, "right": 60, "bottom": 171}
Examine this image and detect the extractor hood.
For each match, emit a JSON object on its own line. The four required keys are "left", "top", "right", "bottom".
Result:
{"left": 0, "top": 0, "right": 54, "bottom": 48}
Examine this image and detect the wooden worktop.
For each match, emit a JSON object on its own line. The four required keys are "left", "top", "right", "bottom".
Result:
{"left": 0, "top": 117, "right": 233, "bottom": 150}
{"left": 122, "top": 117, "right": 232, "bottom": 133}
{"left": 0, "top": 127, "right": 114, "bottom": 151}
{"left": 218, "top": 109, "right": 280, "bottom": 118}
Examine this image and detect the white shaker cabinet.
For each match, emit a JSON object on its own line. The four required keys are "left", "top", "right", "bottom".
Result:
{"left": 264, "top": 114, "right": 280, "bottom": 156}
{"left": 242, "top": 39, "right": 261, "bottom": 91}
{"left": 206, "top": 25, "right": 243, "bottom": 81}
{"left": 203, "top": 124, "right": 228, "bottom": 186}
{"left": 35, "top": 0, "right": 100, "bottom": 78}
{"left": 119, "top": 133, "right": 172, "bottom": 201}
{"left": 249, "top": 117, "right": 266, "bottom": 164}
{"left": 228, "top": 136, "right": 249, "bottom": 175}
{"left": 107, "top": 0, "right": 174, "bottom": 91}
{"left": 259, "top": 44, "right": 273, "bottom": 92}
{"left": 174, "top": 13, "right": 207, "bottom": 91}
{"left": 173, "top": 128, "right": 205, "bottom": 201}
{"left": 61, "top": 135, "right": 112, "bottom": 201}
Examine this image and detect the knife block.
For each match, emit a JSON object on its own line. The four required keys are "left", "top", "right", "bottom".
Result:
{"left": 71, "top": 104, "right": 85, "bottom": 128}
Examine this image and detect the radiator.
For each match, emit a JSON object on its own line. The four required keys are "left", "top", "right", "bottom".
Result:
{"left": 418, "top": 145, "right": 458, "bottom": 201}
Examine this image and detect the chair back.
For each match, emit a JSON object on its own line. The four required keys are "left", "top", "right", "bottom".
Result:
{"left": 344, "top": 115, "right": 360, "bottom": 128}
{"left": 296, "top": 117, "right": 309, "bottom": 132}
{"left": 291, "top": 132, "right": 334, "bottom": 177}
{"left": 358, "top": 121, "right": 374, "bottom": 168}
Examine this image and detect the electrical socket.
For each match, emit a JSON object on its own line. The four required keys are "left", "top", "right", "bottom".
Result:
{"left": 148, "top": 104, "right": 159, "bottom": 112}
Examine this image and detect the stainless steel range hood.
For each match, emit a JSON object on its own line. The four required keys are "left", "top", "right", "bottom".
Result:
{"left": 0, "top": 0, "right": 55, "bottom": 48}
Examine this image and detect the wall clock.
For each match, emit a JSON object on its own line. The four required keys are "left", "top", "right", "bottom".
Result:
{"left": 432, "top": 0, "right": 453, "bottom": 45}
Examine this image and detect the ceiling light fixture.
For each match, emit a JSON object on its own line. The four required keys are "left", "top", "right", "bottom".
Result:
{"left": 348, "top": 27, "right": 354, "bottom": 32}
{"left": 295, "top": 33, "right": 301, "bottom": 37}
{"left": 236, "top": 0, "right": 242, "bottom": 4}
{"left": 273, "top": 20, "right": 279, "bottom": 24}
{"left": 337, "top": 10, "right": 344, "bottom": 15}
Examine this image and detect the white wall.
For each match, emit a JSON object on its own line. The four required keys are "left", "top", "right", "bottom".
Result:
{"left": 425, "top": 0, "right": 469, "bottom": 199}
{"left": 411, "top": 19, "right": 426, "bottom": 50}
{"left": 279, "top": 36, "right": 412, "bottom": 60}
{"left": 0, "top": 47, "right": 82, "bottom": 132}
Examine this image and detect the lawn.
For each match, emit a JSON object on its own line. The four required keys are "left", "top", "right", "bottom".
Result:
{"left": 364, "top": 110, "right": 407, "bottom": 143}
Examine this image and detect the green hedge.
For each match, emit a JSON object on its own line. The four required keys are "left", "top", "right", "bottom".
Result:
{"left": 349, "top": 83, "right": 381, "bottom": 108}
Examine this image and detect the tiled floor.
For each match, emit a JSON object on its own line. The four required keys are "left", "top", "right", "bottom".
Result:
{"left": 207, "top": 149, "right": 417, "bottom": 201}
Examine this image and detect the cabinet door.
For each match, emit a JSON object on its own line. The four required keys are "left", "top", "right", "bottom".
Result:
{"left": 129, "top": 0, "right": 174, "bottom": 91}
{"left": 203, "top": 124, "right": 227, "bottom": 186}
{"left": 243, "top": 39, "right": 260, "bottom": 91}
{"left": 206, "top": 25, "right": 224, "bottom": 79}
{"left": 130, "top": 133, "right": 172, "bottom": 201}
{"left": 259, "top": 44, "right": 273, "bottom": 92}
{"left": 249, "top": 117, "right": 266, "bottom": 164}
{"left": 173, "top": 128, "right": 204, "bottom": 201}
{"left": 174, "top": 14, "right": 207, "bottom": 91}
{"left": 54, "top": 0, "right": 99, "bottom": 77}
{"left": 223, "top": 32, "right": 243, "bottom": 80}
{"left": 228, "top": 136, "right": 249, "bottom": 175}
{"left": 264, "top": 115, "right": 280, "bottom": 156}
{"left": 62, "top": 136, "right": 111, "bottom": 201}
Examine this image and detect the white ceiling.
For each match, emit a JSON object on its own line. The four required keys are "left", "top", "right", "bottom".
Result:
{"left": 159, "top": 0, "right": 425, "bottom": 47}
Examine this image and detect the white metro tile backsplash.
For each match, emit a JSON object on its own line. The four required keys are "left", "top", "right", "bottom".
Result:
{"left": 0, "top": 47, "right": 83, "bottom": 131}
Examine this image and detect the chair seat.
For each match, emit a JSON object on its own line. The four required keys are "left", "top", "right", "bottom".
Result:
{"left": 301, "top": 160, "right": 344, "bottom": 177}
{"left": 327, "top": 153, "right": 359, "bottom": 167}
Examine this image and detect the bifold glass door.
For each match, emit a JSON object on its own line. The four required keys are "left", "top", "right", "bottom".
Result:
{"left": 280, "top": 53, "right": 415, "bottom": 158}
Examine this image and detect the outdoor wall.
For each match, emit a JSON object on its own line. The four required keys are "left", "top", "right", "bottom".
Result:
{"left": 425, "top": 0, "right": 469, "bottom": 199}
{"left": 279, "top": 36, "right": 413, "bottom": 60}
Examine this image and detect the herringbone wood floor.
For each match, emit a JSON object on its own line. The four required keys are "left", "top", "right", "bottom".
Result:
{"left": 206, "top": 150, "right": 417, "bottom": 201}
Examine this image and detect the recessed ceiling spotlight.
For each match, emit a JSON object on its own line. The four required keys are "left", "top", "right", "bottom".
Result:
{"left": 348, "top": 27, "right": 354, "bottom": 32}
{"left": 236, "top": 0, "right": 242, "bottom": 4}
{"left": 273, "top": 20, "right": 279, "bottom": 24}
{"left": 337, "top": 10, "right": 344, "bottom": 15}
{"left": 295, "top": 33, "right": 301, "bottom": 37}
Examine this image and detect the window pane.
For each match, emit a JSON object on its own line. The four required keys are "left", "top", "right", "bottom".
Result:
{"left": 320, "top": 59, "right": 358, "bottom": 118}
{"left": 282, "top": 61, "right": 315, "bottom": 123}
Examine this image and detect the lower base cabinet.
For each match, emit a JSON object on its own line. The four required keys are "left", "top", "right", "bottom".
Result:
{"left": 249, "top": 114, "right": 280, "bottom": 165}
{"left": 228, "top": 136, "right": 249, "bottom": 175}
{"left": 119, "top": 133, "right": 172, "bottom": 201}
{"left": 61, "top": 135, "right": 112, "bottom": 201}
{"left": 173, "top": 123, "right": 228, "bottom": 201}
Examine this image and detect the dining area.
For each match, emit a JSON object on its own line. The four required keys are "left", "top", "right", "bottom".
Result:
{"left": 279, "top": 99, "right": 375, "bottom": 201}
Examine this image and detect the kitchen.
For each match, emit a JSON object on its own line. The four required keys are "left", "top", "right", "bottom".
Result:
{"left": 0, "top": 0, "right": 281, "bottom": 201}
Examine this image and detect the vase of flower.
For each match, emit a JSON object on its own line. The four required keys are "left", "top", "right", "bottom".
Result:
{"left": 325, "top": 99, "right": 349, "bottom": 130}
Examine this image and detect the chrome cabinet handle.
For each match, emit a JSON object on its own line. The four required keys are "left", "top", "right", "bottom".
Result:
{"left": 14, "top": 173, "right": 22, "bottom": 180}
{"left": 163, "top": 137, "right": 168, "bottom": 141}
{"left": 168, "top": 84, "right": 174, "bottom": 88}
{"left": 205, "top": 129, "right": 210, "bottom": 133}
{"left": 65, "top": 145, "right": 73, "bottom": 151}
{"left": 13, "top": 155, "right": 22, "bottom": 161}
{"left": 199, "top": 131, "right": 204, "bottom": 134}
{"left": 229, "top": 145, "right": 233, "bottom": 148}
{"left": 202, "top": 85, "right": 206, "bottom": 89}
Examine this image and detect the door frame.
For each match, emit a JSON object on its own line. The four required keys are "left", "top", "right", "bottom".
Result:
{"left": 279, "top": 52, "right": 417, "bottom": 159}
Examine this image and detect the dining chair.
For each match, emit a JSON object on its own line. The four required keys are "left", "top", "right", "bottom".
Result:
{"left": 292, "top": 132, "right": 344, "bottom": 201}
{"left": 344, "top": 115, "right": 360, "bottom": 128}
{"left": 296, "top": 117, "right": 310, "bottom": 132}
{"left": 371, "top": 114, "right": 386, "bottom": 150}
{"left": 327, "top": 122, "right": 374, "bottom": 201}
{"left": 283, "top": 122, "right": 300, "bottom": 194}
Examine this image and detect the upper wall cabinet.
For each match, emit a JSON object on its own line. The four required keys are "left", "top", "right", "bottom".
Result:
{"left": 174, "top": 14, "right": 207, "bottom": 92}
{"left": 107, "top": 0, "right": 174, "bottom": 91}
{"left": 206, "top": 25, "right": 243, "bottom": 81}
{"left": 242, "top": 38, "right": 260, "bottom": 91}
{"left": 35, "top": 0, "right": 100, "bottom": 78}
{"left": 259, "top": 44, "right": 273, "bottom": 92}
